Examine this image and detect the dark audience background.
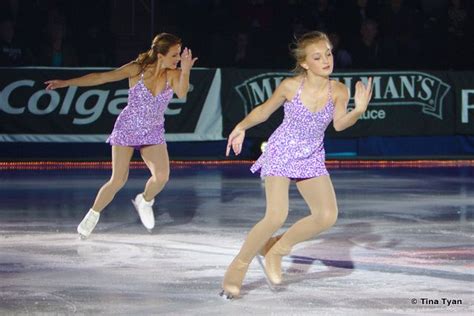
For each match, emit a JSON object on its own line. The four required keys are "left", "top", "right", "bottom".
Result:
{"left": 1, "top": 0, "right": 473, "bottom": 70}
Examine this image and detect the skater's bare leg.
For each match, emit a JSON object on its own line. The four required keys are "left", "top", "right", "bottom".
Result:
{"left": 129, "top": 144, "right": 169, "bottom": 231}
{"left": 140, "top": 144, "right": 170, "bottom": 201}
{"left": 91, "top": 146, "right": 134, "bottom": 212}
{"left": 265, "top": 175, "right": 338, "bottom": 284}
{"left": 78, "top": 146, "right": 133, "bottom": 238}
{"left": 221, "top": 176, "right": 290, "bottom": 298}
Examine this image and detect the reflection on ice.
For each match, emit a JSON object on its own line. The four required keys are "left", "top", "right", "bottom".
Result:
{"left": 0, "top": 166, "right": 473, "bottom": 315}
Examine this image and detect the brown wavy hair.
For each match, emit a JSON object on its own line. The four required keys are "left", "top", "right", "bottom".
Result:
{"left": 135, "top": 33, "right": 182, "bottom": 72}
{"left": 290, "top": 31, "right": 332, "bottom": 75}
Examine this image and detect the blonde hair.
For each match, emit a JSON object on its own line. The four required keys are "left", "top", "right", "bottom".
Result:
{"left": 291, "top": 31, "right": 332, "bottom": 74}
{"left": 135, "top": 33, "right": 182, "bottom": 72}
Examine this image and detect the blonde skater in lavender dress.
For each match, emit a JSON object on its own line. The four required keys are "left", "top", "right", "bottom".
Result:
{"left": 221, "top": 31, "right": 373, "bottom": 299}
{"left": 45, "top": 33, "right": 197, "bottom": 238}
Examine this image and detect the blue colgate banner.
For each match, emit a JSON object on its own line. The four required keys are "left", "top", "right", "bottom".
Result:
{"left": 0, "top": 67, "right": 224, "bottom": 142}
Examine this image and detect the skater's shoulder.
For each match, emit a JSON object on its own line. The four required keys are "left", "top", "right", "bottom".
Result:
{"left": 115, "top": 62, "right": 142, "bottom": 78}
{"left": 121, "top": 61, "right": 141, "bottom": 72}
{"left": 275, "top": 76, "right": 301, "bottom": 98}
{"left": 281, "top": 76, "right": 301, "bottom": 89}
{"left": 331, "top": 80, "right": 349, "bottom": 101}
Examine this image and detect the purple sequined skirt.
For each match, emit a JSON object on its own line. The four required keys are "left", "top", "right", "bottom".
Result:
{"left": 250, "top": 132, "right": 329, "bottom": 180}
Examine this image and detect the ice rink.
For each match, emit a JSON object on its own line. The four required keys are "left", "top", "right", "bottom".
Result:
{"left": 1, "top": 163, "right": 473, "bottom": 315}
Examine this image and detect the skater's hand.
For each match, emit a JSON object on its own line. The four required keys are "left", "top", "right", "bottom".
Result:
{"left": 45, "top": 80, "right": 68, "bottom": 90}
{"left": 226, "top": 127, "right": 245, "bottom": 156}
{"left": 180, "top": 47, "right": 198, "bottom": 73}
{"left": 354, "top": 77, "right": 373, "bottom": 114}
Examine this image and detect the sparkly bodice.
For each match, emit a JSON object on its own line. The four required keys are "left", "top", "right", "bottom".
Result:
{"left": 274, "top": 78, "right": 334, "bottom": 153}
{"left": 106, "top": 73, "right": 174, "bottom": 146}
{"left": 126, "top": 75, "right": 174, "bottom": 124}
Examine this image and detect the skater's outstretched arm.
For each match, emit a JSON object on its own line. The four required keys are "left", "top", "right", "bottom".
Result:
{"left": 44, "top": 62, "right": 141, "bottom": 90}
{"left": 226, "top": 78, "right": 292, "bottom": 156}
{"left": 332, "top": 77, "right": 373, "bottom": 131}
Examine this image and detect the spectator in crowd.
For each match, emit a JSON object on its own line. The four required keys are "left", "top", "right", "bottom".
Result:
{"left": 328, "top": 32, "right": 352, "bottom": 69}
{"left": 0, "top": 17, "right": 31, "bottom": 66}
{"left": 342, "top": 0, "right": 379, "bottom": 41}
{"left": 351, "top": 19, "right": 380, "bottom": 68}
{"left": 448, "top": 0, "right": 468, "bottom": 37}
{"left": 38, "top": 18, "right": 77, "bottom": 66}
{"left": 446, "top": 0, "right": 471, "bottom": 68}
{"left": 232, "top": 31, "right": 254, "bottom": 68}
{"left": 305, "top": 0, "right": 337, "bottom": 33}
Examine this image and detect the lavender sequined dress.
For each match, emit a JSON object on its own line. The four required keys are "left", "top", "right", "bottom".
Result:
{"left": 107, "top": 73, "right": 173, "bottom": 147}
{"left": 250, "top": 78, "right": 334, "bottom": 179}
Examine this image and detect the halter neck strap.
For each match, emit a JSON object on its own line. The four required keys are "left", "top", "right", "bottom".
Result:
{"left": 296, "top": 77, "right": 305, "bottom": 98}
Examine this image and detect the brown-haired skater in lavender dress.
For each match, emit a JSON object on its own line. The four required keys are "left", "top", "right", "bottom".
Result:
{"left": 45, "top": 33, "right": 198, "bottom": 238}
